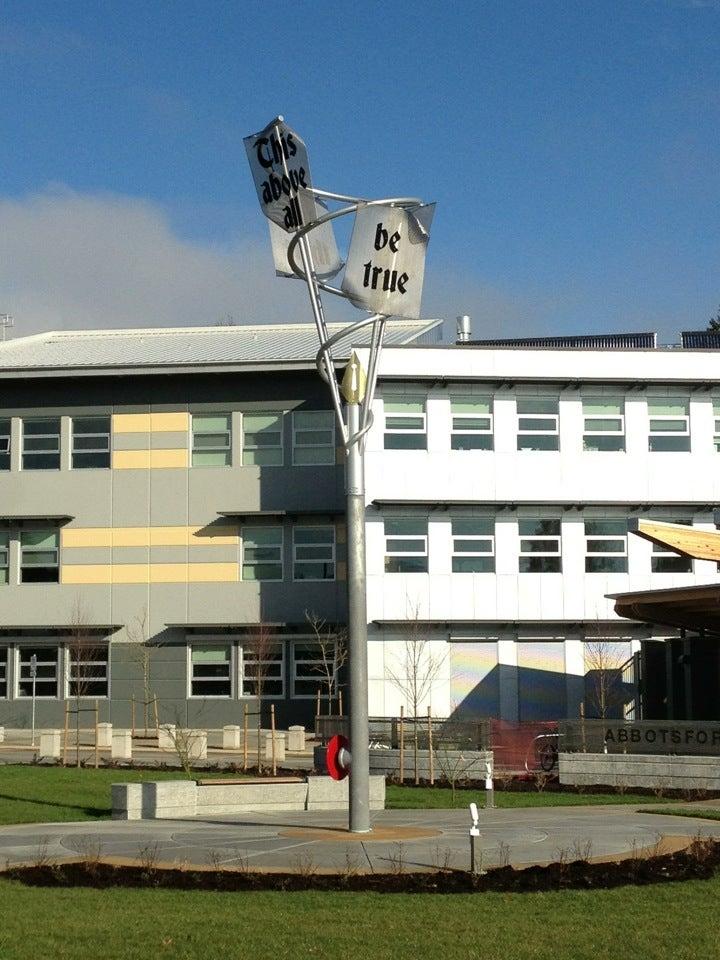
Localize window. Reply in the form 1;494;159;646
67;645;109;698
242;526;283;581
585;520;628;573
651;521;693;573
0;531;7;584
241;641;284;697
190;644;231;697
20;529;59;583
384;519;428;572
383;398;426;450
713;401;720;452
583;399;625;452
293;527;335;580
451;398;493;450
519;519;562;572
292;640;337;698
648;400;690;452
17;646;59;698
191;413;231;467
242;413;283;465
292;411;335;465
71;416;111;469
22;417;60;470
0;648;6;698
452;519;495;572
0;418;9;470
517;398;559;451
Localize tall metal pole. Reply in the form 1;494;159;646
343;393;371;833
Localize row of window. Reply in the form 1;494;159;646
383;518;693;574
384;397;710;452
0;640;338;701
0;526;336;585
0;411;336;471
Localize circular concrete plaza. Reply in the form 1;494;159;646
0;806;718;873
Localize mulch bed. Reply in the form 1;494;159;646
5;838;720;894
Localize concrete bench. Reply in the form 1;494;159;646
112;775;386;820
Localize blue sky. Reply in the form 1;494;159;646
1;0;720;341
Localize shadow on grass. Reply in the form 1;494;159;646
0;793;108;818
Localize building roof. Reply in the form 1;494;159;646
0;320;443;377
609;583;720;636
465;332;657;350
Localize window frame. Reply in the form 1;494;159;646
0;418;10;470
451;518;495;572
293;526;336;581
582;399;625;452
188;642;233;699
0;530;8;585
241;526;284;582
518;519;562;573
291;638;339;699
191;412;232;468
713;400;720;452
20;528;60;584
240;640;285;699
66;644;110;699
21;417;61;471
0;647;7;698
242;412;284;466
384;518;429;573
383;397;427;450
16;646;61;699
584;520;628;573
450;398;494;451
648;400;690;452
516;398;560;451
292;410;336;466
71;416;111;470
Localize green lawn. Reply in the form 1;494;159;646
0;766;671;826
0;876;717;960
386;783;667;809
639;806;720;822
0;766;232;825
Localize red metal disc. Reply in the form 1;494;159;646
326;734;350;781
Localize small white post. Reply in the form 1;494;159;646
469;802;480;874
30;654;37;748
484;758;495;809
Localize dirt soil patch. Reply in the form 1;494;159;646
5;837;720;894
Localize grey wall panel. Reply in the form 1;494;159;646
150;432;188;451
5;584;112;626
187;583;260;624
109;584;152;637
188;545;238;564
150;470;188;526
110;471;150;526
112;548;149;565
148;546;189;565
63;547;113;565
188;468;260;520
113;433;150;451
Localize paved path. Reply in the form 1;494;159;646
0;806;718;873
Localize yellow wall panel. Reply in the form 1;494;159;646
113;449;188;470
62;561;239;584
112;413;151;433
61;526;239;548
150;412;189;432
112;412;189;434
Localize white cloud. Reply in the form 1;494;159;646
0;187;349;334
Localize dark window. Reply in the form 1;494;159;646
584;520;628;573
18;647;59;697
384;519;428;572
68;646;109;697
519;519;562;572
190;644;231;697
20;529;59;583
0;419;10;470
517;398;559;451
72;417;111;469
22;418;60;470
452;519;495;572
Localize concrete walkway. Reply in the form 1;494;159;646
1;805;718;874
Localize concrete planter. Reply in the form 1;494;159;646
559;752;720;791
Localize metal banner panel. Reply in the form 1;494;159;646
268;198;343;280
341;202;435;319
244;118;316;232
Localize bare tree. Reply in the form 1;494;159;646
125;608;158;736
242;623;281;773
387;611;446;784
584;637;632;720
66;598;106;767
305;611;348;716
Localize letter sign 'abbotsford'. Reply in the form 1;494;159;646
341;202;435;320
244;118;316;233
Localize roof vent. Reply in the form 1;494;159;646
456;315;472;343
